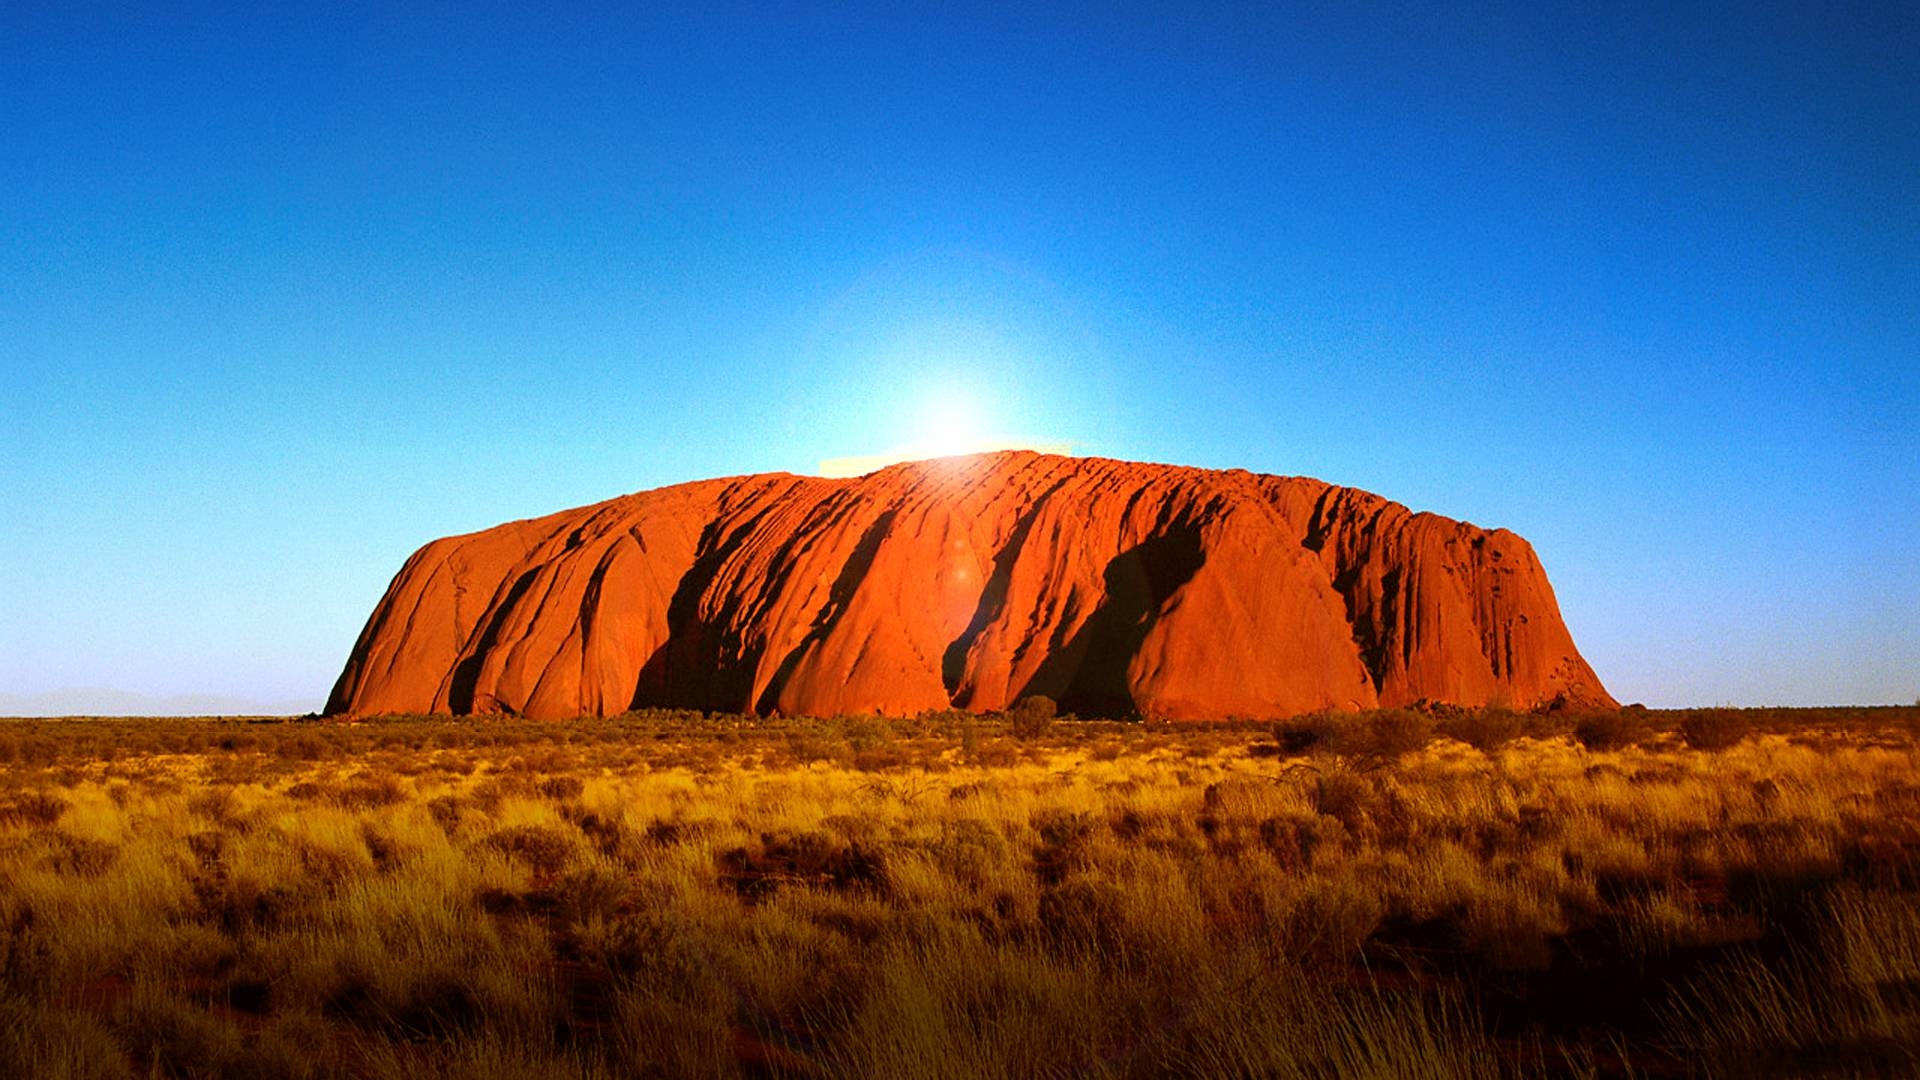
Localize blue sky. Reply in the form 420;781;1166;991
3;2;1915;711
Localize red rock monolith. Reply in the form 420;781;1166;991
326;452;1613;720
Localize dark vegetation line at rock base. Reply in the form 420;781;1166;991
3;704;1918;786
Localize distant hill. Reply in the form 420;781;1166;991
0;689;315;718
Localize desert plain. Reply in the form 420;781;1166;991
3;703;1917;1078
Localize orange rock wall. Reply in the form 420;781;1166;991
326;453;1613;720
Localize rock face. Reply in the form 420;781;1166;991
327;452;1613;720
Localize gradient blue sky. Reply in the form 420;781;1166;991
4;2;1915;712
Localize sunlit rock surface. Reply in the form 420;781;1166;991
327;452;1613;720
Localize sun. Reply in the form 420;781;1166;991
919;397;983;459
815;383;1073;477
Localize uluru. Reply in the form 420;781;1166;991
326;452;1613;721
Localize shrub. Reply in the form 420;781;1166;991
1574;711;1646;751
1272;712;1340;755
19;736;60;766
0;997;128;1080
1038;877;1127;953
785;731;842;765
1440;708;1525;753
42;833;118;877
1335;709;1435;766
329;775;408;809
1008;696;1056;739
536;775;585;801
717;830;886;900
276;734;328;762
838;714;894;753
1313;771;1373;829
1681;709;1752;751
851;745;911;772
1267;710;1434;764
481;824;576;877
0;790;70;827
1032;808;1098;884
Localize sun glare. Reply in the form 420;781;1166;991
919;398;981;459
816;381;1073;477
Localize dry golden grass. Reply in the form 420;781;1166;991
0;706;1915;1078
